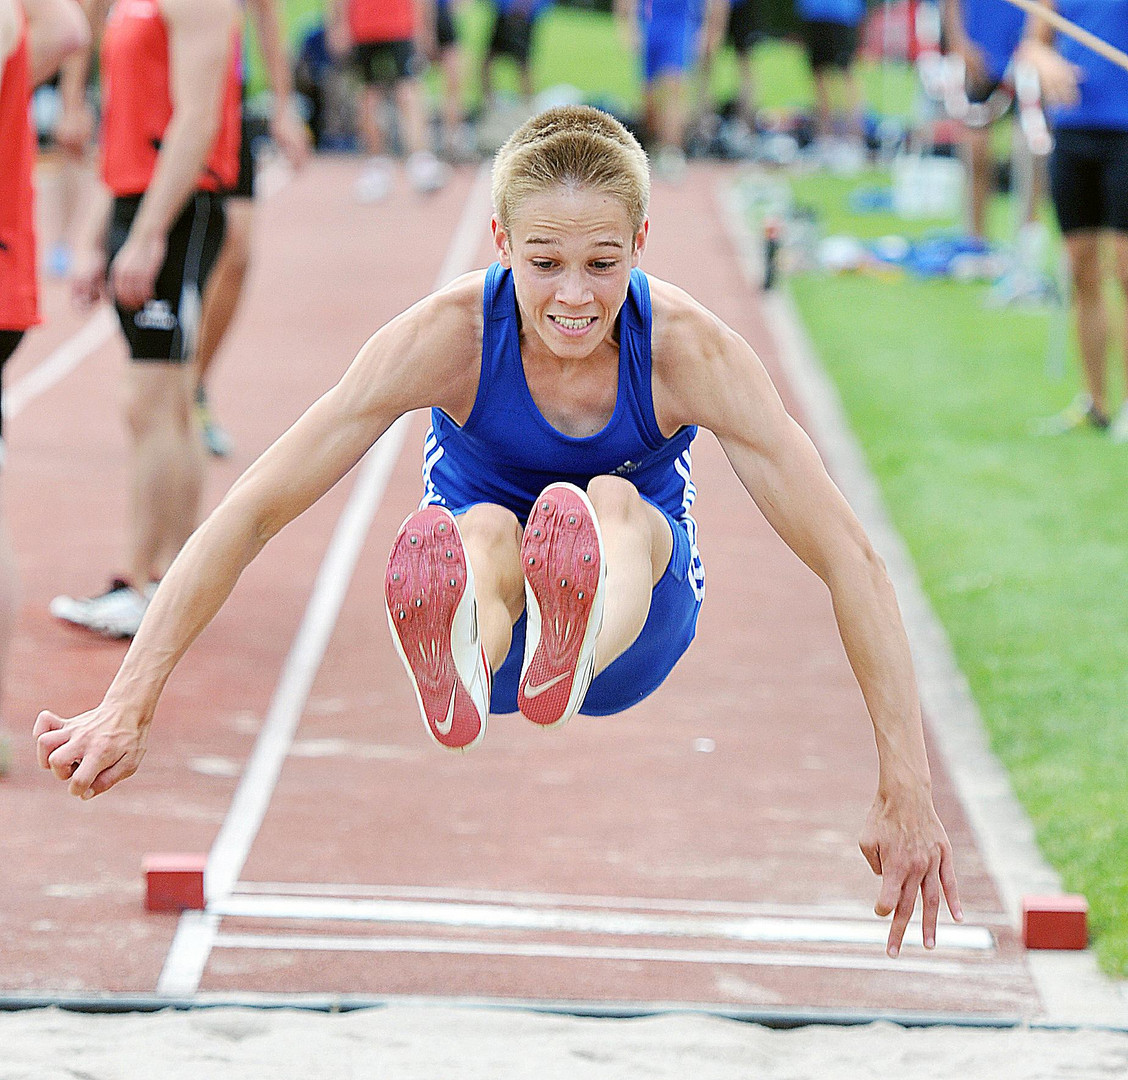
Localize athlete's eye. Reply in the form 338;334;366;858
591;260;617;271
531;259;555;270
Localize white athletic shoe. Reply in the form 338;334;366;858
517;483;605;729
1110;402;1128;445
406;150;450;194
385;505;491;751
355;156;394;203
49;578;155;639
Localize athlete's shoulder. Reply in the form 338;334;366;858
647;272;727;362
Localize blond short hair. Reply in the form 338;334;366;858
492;105;650;235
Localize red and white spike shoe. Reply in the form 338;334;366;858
385;505;491;751
517;483;605;727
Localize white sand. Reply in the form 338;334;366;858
2;1006;1128;1080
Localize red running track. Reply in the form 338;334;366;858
0;156;1042;1019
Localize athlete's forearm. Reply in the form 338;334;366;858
822;545;933;796
100;496;271;726
127;101;222;245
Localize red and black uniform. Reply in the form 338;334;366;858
100;0;240;360
0;3;38;388
348;0;419;84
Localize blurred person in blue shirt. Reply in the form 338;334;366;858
616;0;726;180
1021;0;1128;439
480;0;553;109
941;0;1030;240
795;0;866;166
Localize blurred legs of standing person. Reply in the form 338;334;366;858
1020;0;1128;439
329;0;448;202
619;0;721;182
480;0;547;117
797;0;865;170
0;0;89;770
50;0;242;638
430;0;472;161
193;0;311;459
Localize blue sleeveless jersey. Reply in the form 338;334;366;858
421;263;702;549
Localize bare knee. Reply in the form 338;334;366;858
587;475;673;585
459;502;521;553
586;474;648;530
123;367;191;441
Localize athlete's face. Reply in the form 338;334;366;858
492;185;648;362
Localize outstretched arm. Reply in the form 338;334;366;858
35;276;485;800
653;283;962;957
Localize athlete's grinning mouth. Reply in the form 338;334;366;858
551;315;596;330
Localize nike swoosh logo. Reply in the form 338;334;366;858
523;671;570;698
435;686;457;735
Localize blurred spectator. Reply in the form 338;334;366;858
327;0;449;201
795;0;866;169
192;0;313;459
479;0;553;112
1020;0;1128;439
941;0;1034;241
617;0;725;180
0;0;89;773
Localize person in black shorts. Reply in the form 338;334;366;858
1;0;89;776
796;0;866;166
328;0;449;201
1020;0;1128;440
50;0;242;640
426;0;472;161
480;0;552;110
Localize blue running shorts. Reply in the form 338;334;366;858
454;500;704;716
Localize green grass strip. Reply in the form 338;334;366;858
782;171;1128;975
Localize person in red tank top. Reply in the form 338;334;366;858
327;0;449;201
49;0;244;640
0;0;89;776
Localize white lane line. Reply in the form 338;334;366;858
156;164;492;998
230;880;1012;928
211;932;1010;978
2;306;116;421
212;893;995;952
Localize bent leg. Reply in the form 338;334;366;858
585;474;672;674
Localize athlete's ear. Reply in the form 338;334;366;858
631;218;649;266
491;216;512;268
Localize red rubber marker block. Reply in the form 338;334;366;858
1022;895;1089;950
144;853;207;912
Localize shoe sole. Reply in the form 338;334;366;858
517;483;605;728
384;506;487;752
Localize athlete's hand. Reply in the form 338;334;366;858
859;785;962;957
54;99;94;158
110;231;166;311
71;244;107;307
1018;38;1082;108
34;706;150;800
270;102;313;171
